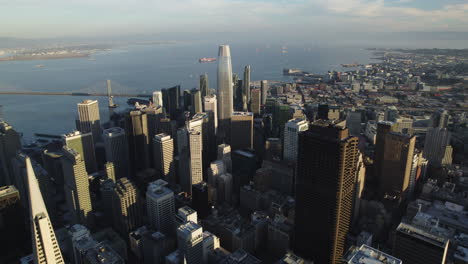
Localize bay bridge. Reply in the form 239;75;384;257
0;80;153;108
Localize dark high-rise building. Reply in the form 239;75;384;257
317;104;330;120
378;132;416;200
253;118;265;159
393;222;450;264
42;150;64;187
200;73;209;98
0;186;30;262
192;182;210;219
162;85;181;119
260;80;268;105
103;127;130;179
191;89;203;115
294;122;359;264
125;111;150;174
243;65;251;105
0;121;22;186
233;73;240;107
232;149;259;194
431;109;449;128
183;90;192;112
230;112;254;151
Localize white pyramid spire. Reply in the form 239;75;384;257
26;157;64;264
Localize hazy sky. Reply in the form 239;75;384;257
1;0;468;39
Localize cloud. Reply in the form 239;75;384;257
318;0;468;31
0;0;467;38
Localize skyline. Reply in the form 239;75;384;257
1;0;468;48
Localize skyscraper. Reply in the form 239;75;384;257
200;74;209;98
103;127;129;179
153;133;175;184
393;222;450;264
190;89;203;115
283;118;309;162
378;132;416;200
260;80;268;105
125;111;150;174
294;122;359;263
192;112;216;173
346;111;362;136
146;180;175;235
63;131;97;174
26;157;65;264
250;89;261;115
217;144;232;173
61;146;93;226
162;85;181;119
177;127;191;189
152;91;163;108
217;45;233;142
431;109;449;128
423;127;452;168
188;129;203;194
230;112;254;151
204;95;218;135
77;100;102;142
0;121;22;186
243;65;251;105
374;121;397;182
177;221;204;264
112;177;142;237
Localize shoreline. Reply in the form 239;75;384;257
0;53;90;62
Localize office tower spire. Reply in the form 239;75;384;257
77;100;102;142
294;122;359;264
217;45;233;142
26;157;64;264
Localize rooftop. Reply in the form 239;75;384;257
85;242;123;264
396;222;449;248
78;99;98;105
232;111;254;116
103;127;125;137
177;221;202;236
0;185;19;198
346;244;402;264
147;179;173;198
454;246;468;263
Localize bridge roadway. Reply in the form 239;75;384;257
0;91;149;97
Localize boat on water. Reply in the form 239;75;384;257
199;57;216;63
34;64;45;67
